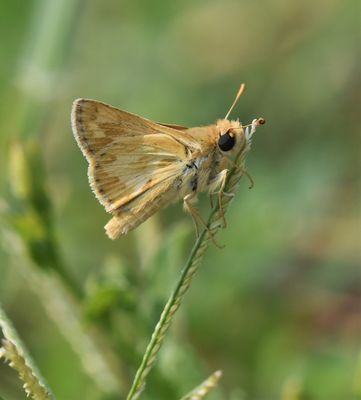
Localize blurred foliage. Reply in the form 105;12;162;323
0;0;360;399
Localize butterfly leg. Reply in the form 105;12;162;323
217;169;230;228
209;169;234;228
224;155;254;189
183;193;223;248
183;193;201;237
242;169;254;189
209;193;215;209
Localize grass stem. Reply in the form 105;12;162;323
126;126;257;399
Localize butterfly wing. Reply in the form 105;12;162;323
71;99;200;238
157;122;189;130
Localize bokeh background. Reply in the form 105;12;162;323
0;0;360;399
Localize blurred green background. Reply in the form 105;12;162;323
0;0;360;399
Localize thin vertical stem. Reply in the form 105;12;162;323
126;131;255;399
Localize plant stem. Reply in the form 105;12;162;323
180;370;223;400
0;304;54;399
126;128;256;399
126;229;210;399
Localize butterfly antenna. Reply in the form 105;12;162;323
224;83;246;120
242;117;266;129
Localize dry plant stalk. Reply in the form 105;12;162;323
0;340;51;400
180;370;223;400
0;305;53;399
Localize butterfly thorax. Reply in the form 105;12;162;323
177;124;232;198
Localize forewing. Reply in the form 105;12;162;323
71;99;199;214
157;122;189;130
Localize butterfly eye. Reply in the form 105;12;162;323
218;131;235;151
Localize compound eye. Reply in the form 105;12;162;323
218;131;235;151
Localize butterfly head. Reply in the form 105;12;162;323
215;117;265;155
216;83;265;154
216;119;244;154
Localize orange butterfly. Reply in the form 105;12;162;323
71;84;265;240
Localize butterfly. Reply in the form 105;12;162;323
71;84;265;240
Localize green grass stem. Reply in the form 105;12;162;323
126;130;257;399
